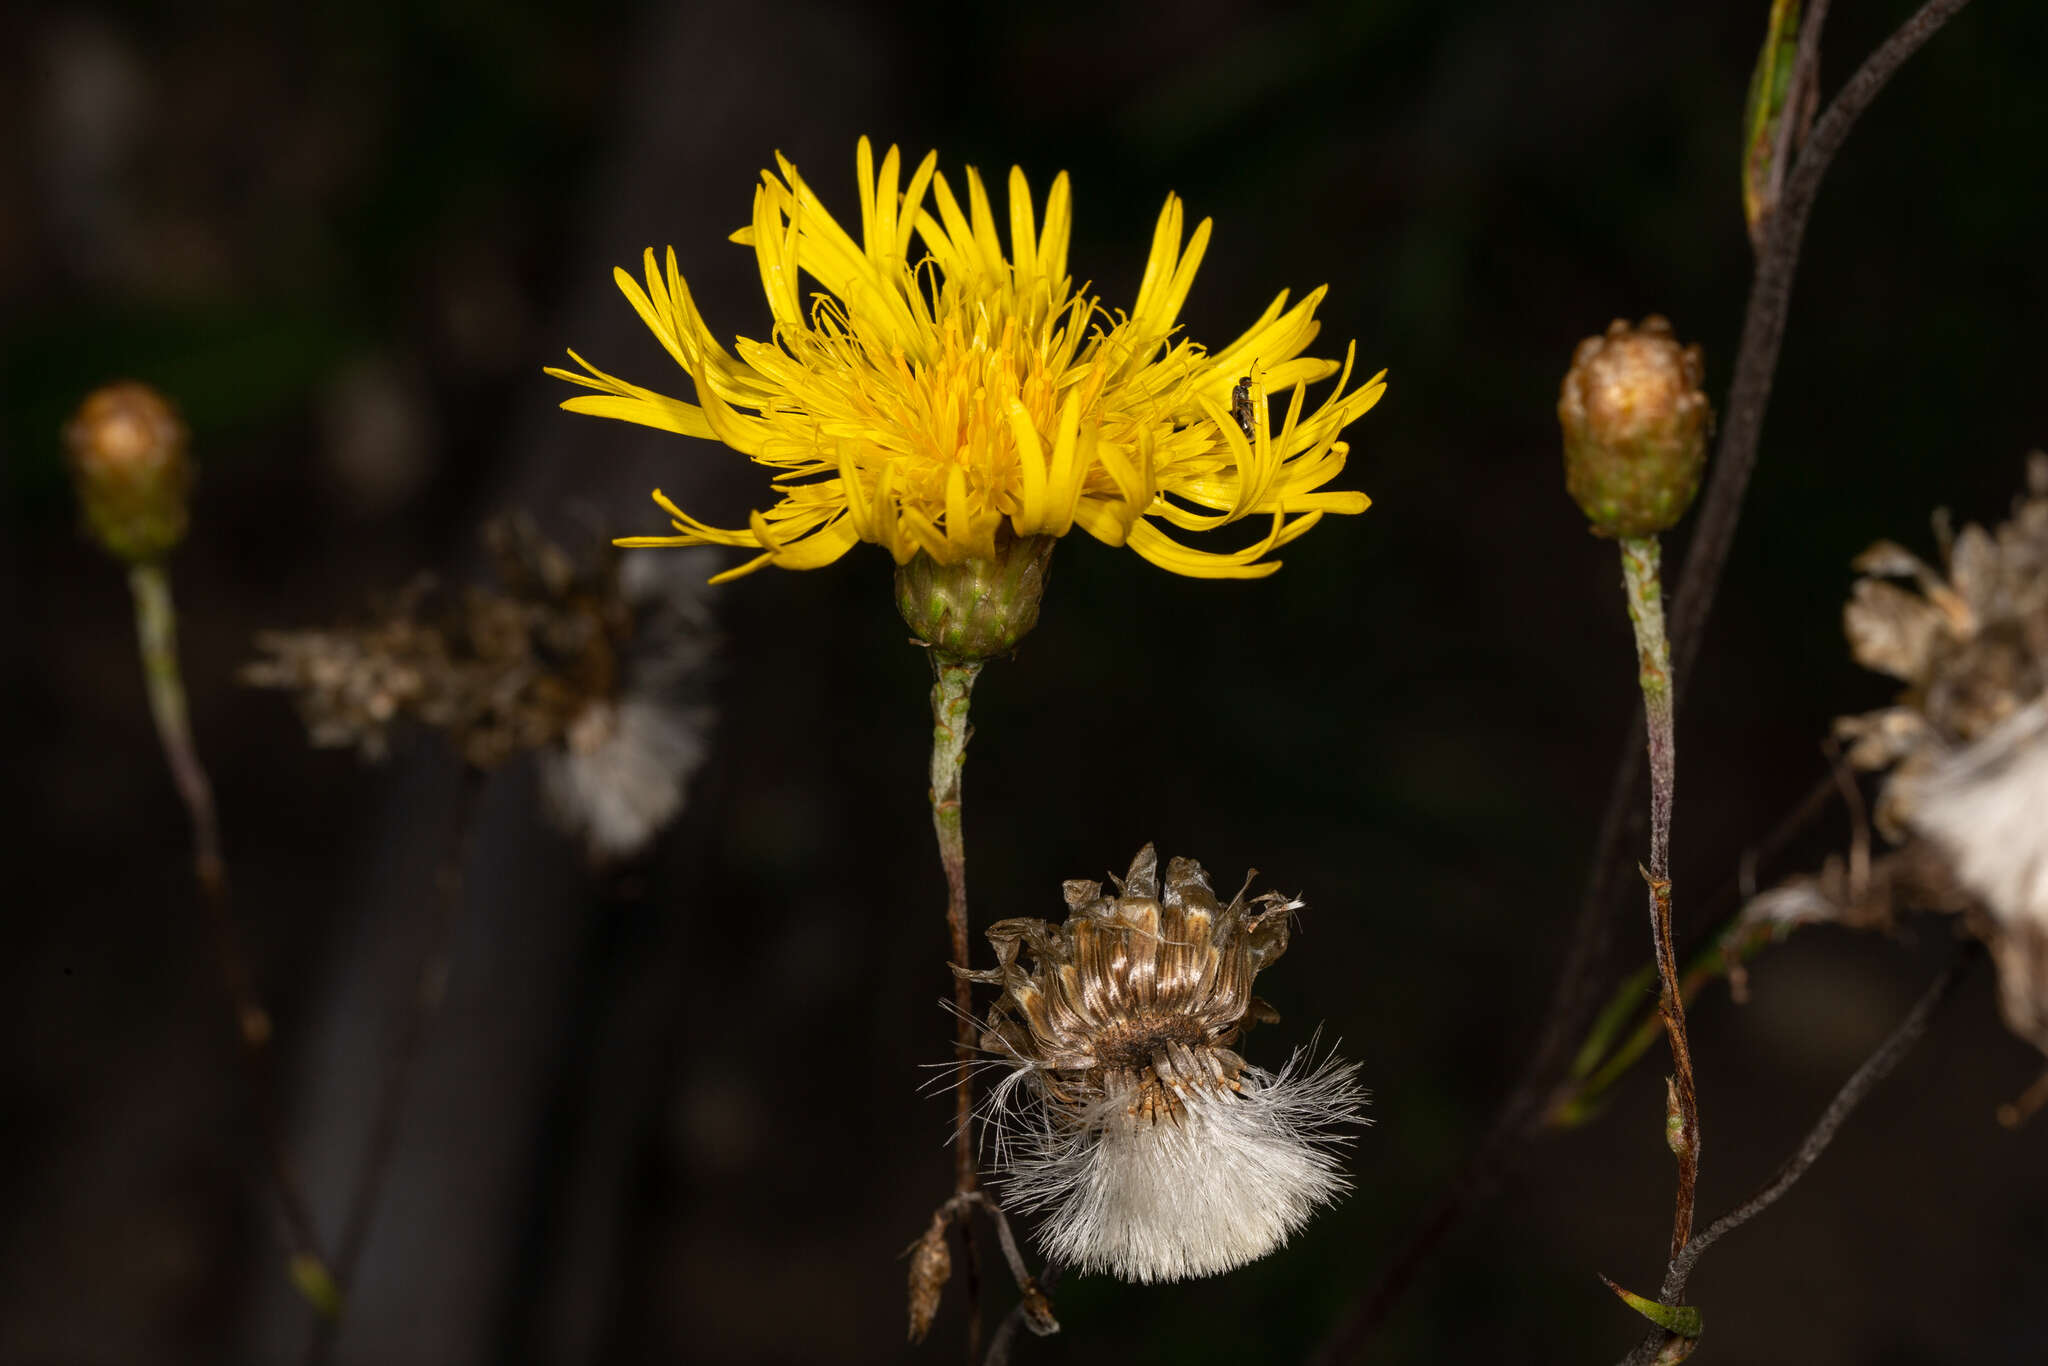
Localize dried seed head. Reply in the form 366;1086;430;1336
961;844;1366;1283
64;381;194;563
1558;317;1710;538
893;533;1054;660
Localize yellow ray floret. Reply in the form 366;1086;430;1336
548;137;1386;583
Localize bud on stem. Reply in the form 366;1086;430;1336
1559;318;1710;539
65;382;194;563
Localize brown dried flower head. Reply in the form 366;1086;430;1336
962;844;1364;1283
1558;316;1711;538
64;381;194;563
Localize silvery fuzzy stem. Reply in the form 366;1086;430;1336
928;652;985;1361
1620;535;1699;1256
129;562;335;1309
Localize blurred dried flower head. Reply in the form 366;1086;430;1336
1771;457;2048;1055
1834;455;2048;835
64;381;194;562
961;844;1365;1283
1558;316;1710;538
244;518;714;861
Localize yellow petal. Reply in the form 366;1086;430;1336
1007;165;1038;288
1005;397;1049;534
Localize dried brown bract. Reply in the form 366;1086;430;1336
960;844;1364;1283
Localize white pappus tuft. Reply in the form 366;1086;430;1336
1000;1043;1366;1283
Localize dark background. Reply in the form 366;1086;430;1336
5;1;2046;1363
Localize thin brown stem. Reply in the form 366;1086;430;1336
128;562;333;1296
944;1192;1057;1345
304;763;488;1366
1616;945;1975;1366
929;653;986;1363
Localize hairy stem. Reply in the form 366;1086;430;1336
1622;537;1698;1255
930;653;986;1363
129;562;332;1298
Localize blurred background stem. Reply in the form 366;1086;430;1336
128;559;335;1310
306;762;487;1365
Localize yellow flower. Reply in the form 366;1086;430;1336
549;138;1385;583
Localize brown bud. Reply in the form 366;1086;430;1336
1558;317;1710;538
905;1211;953;1344
65;381;194;563
894;532;1054;660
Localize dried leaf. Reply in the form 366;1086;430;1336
905;1211;953;1344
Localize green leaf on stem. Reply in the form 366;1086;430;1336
1742;0;1805;243
1571;963;1658;1080
1599;1273;1701;1338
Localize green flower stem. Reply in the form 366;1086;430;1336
1620;535;1700;1256
128;562;334;1303
927;650;985;1362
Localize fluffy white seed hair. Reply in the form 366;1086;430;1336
539;547;717;862
1910;700;2048;927
995;1046;1368;1283
541;697;708;861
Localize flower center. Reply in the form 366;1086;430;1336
787;267;1117;528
